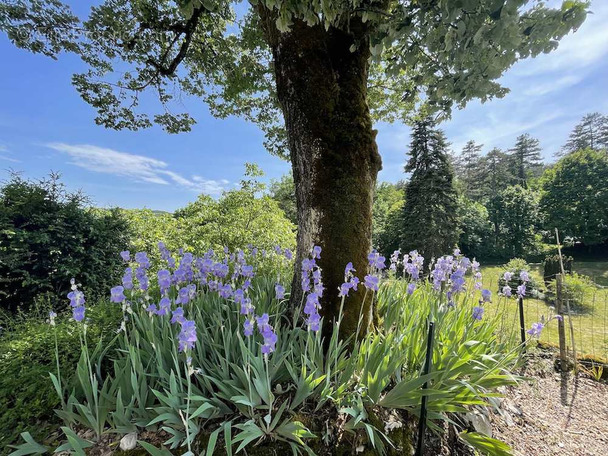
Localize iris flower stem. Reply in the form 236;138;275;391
53;325;64;407
355;288;370;342
265;354;273;429
184;357;193;454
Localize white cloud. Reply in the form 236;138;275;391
47;143;228;195
512;2;608;78
0;145;21;163
448;111;564;153
522;75;583;97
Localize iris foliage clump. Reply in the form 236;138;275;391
11;245;522;455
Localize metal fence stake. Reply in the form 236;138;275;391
518;296;526;349
415;321;435;456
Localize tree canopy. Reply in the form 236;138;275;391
561;112;608;155
541;149;608;245
0;0;589;156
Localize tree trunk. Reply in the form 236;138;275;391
258;11;382;340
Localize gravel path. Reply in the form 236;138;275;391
490;356;608;456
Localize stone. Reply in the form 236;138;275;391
119;432;138;451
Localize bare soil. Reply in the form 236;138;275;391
490;354;608;456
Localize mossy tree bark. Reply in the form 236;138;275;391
259;10;382;340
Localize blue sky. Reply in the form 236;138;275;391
1;1;607;212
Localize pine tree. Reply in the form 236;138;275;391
561;112;608;155
456;140;484;201
480;148;513;198
479;148;513;248
401;118;459;260
509;134;543;187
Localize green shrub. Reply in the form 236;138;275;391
543;254;574;285
0;301;122;452
457;197;494;260
116;165;296;272
0;173;130;312
549;272;597;310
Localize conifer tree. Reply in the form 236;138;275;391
509;134;543;187
479;147;513;247
456;140;484;201
480;148;514;198
561;112;608;155
401;118;459;260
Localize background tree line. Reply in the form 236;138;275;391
0;165;295;312
271;111;608;262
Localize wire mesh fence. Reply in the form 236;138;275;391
483;266;608;362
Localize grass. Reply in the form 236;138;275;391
481;262;608;360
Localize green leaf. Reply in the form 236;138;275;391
205;427;221;456
190;402;217;420
459;431;513;456
7;432;49;456
137;441;174;456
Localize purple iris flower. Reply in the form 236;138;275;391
244;318;255;337
171;307;185;325
502;285;512;297
146;303;158;313
338;282;352;297
218;283;233;299
363;274;379;291
527;322;544;338
472;306;484;320
233;288;245;304
368;249;386;270
312;245;322;259
338;276;359;297
241;265;254;278
256;313;278;354
344;262;355;277
157;297;171;316
275;284;285;300
122;267;133;290
120;251;130;262
307;310;321;332
240;298;254;315
72;306;85;322
176;287;191;304
135;252;150;269
304;293;319;315
67;289;85;307
390;249;400;262
407;283;416;295
302;258;316;273
517;284;526;298
481;289;492;302
135;267;149;291
158;269;172;291
110;286;126;303
177;319;197;352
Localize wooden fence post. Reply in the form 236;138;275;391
555;229;577;371
556;273;568;371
